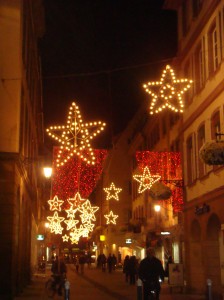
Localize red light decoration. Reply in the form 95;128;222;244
135;151;183;212
52;147;108;202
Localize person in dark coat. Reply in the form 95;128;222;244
51;256;67;296
107;253;113;273
128;255;138;285
165;255;173;283
123;255;130;282
138;248;165;300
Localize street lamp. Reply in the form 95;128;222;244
154;205;161;212
43;167;52;178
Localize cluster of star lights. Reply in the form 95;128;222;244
103;182;122;224
46;102;106;166
46;193;99;244
133;166;161;193
143;65;193;114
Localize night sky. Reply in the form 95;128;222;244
40;0;177;148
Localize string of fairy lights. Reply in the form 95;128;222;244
44;65;192;245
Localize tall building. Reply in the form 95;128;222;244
0;1;45;298
164;0;224;297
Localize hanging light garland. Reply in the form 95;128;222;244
135;151;183;212
46;101;106;166
143;65;193;114
52;147;108;200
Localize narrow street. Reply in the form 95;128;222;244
14;263;205;300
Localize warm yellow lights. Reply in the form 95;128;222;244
154;205;161;212
133;166;161;193
43;167;52;178
46;102;106;166
48;195;64;211
143;65;193;114
78;200;99;223
47;211;65;234
62;234;70;242
103;182;122;201
104;210;118;225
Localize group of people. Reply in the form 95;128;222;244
123;248;172;300
97;253;117;272
50;248;171;300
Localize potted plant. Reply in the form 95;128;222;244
199;140;224;165
150;181;172;200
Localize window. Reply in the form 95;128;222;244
211;110;220;140
186;134;196;184
208;21;220;75
192;0;203;18
197;124;206;177
194;39;206;93
184;59;193;105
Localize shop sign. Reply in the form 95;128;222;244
36;234;44;241
125;239;132;244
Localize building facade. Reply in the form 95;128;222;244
0;1;45;298
164;0;224;298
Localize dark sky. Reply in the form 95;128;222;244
40;0;177;148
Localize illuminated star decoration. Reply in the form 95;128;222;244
64;218;79;230
104;210;118;225
48;195;64;211
78;200;99;223
46;102;106;166
104;182;122;201
62;234;70;242
67;192;86;209
143;65;193;114
47;211;65;234
133;166;161;193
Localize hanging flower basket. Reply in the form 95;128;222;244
199;140;224;165
150;181;172;200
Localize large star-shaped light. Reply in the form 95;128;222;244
143;65;193;114
133;166;161;193
104;210;118;225
68;192;86;209
78;200;99;223
64;217;79;230
47;211;65;234
104;182;122;201
48;195;64;211
46;102;106;166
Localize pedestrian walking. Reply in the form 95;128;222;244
128;255;138;285
74;255;79;273
112;254;117;270
138;247;165;300
123;255;130;282
107;253;113;273
79;254;86;275
165;255;173;284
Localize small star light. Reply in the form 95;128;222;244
104;210;118;225
143;65;193;114
62;234;70;242
133;166;161;193
104;182;122;201
47;211;65;234
46;102;106;166
48;195;64;211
